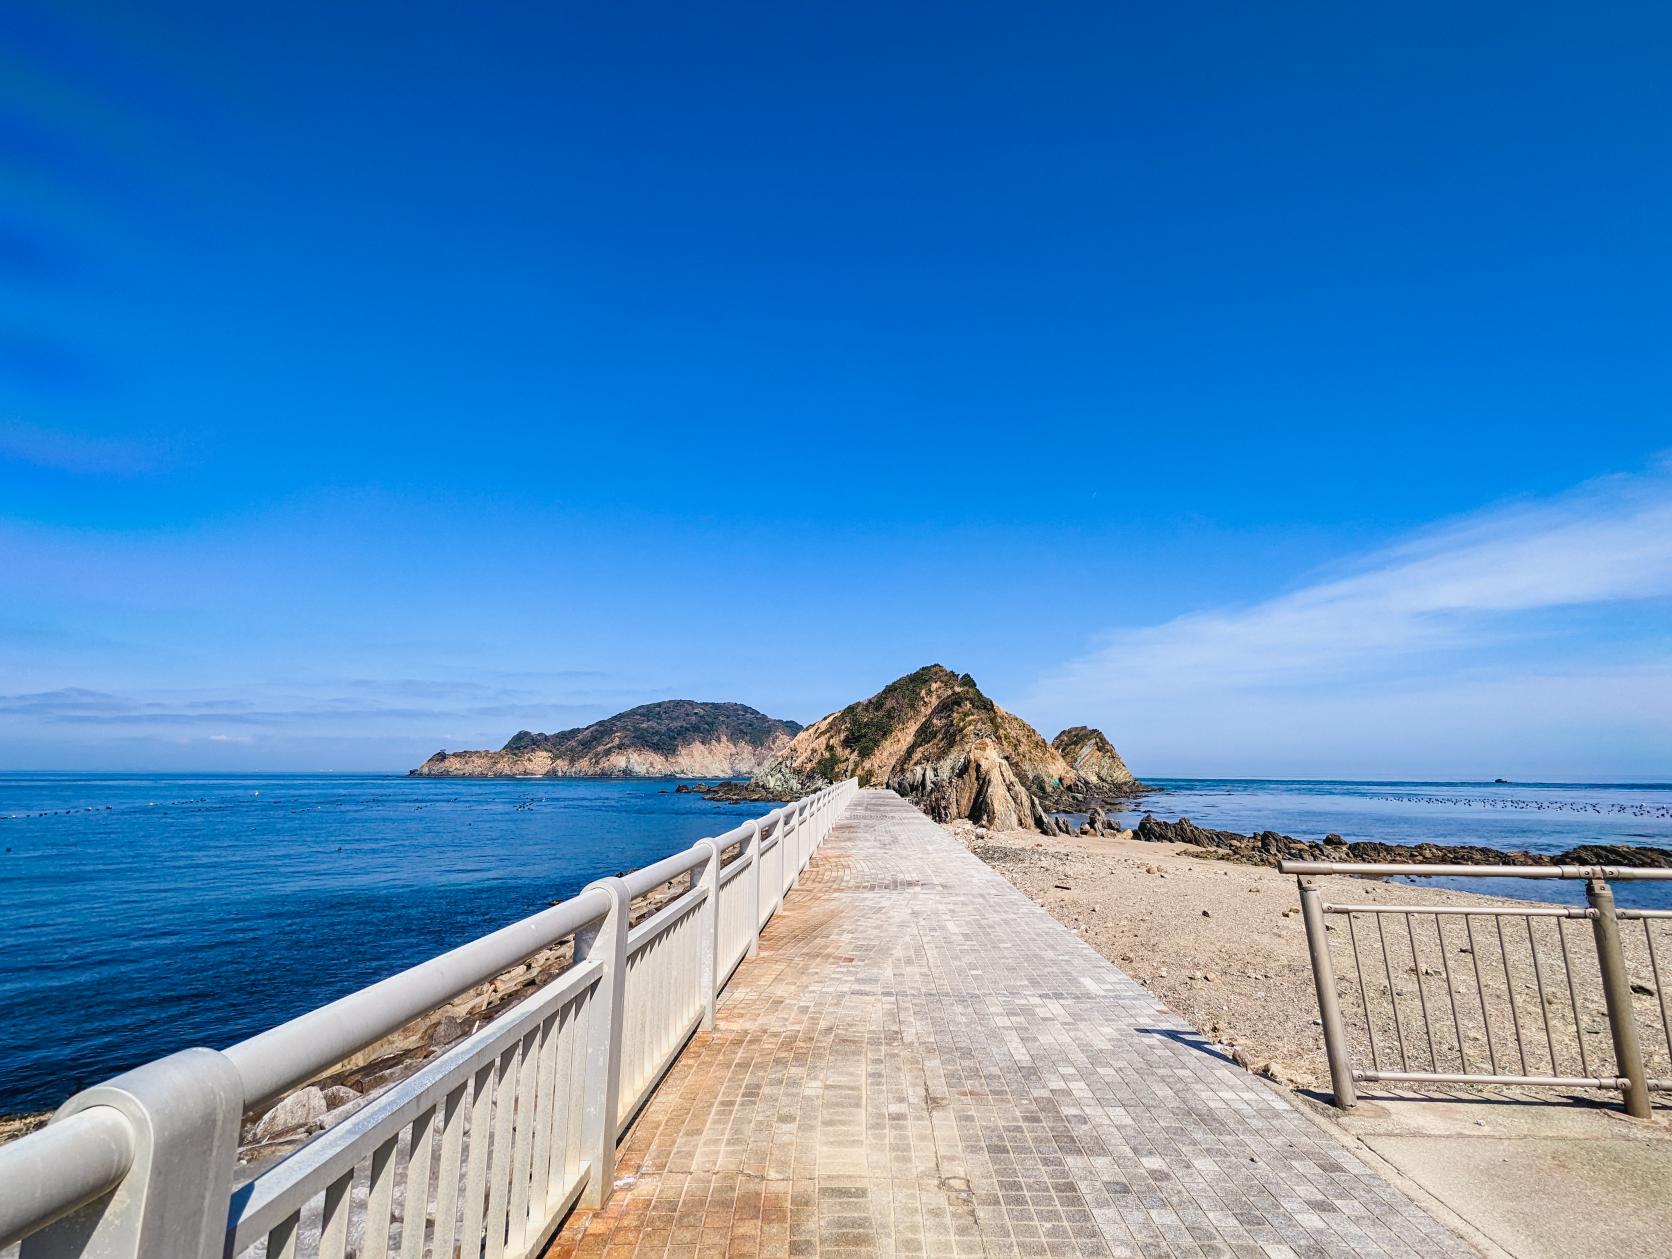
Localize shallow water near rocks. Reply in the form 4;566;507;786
1109;777;1672;912
0;773;774;1114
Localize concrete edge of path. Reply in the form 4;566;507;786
1271;1084;1513;1259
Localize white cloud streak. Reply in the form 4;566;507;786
1023;461;1672;779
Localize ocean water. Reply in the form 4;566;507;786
0;773;775;1114
5;773;1671;1114
1107;777;1672;913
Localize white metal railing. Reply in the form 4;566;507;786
0;779;858;1259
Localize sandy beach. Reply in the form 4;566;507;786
946;818;1672;1099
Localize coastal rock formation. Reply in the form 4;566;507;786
740;665;1141;831
1132;814;1672;869
411;701;801;778
1052;726;1136;793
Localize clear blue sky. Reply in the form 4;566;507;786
3;2;1670;778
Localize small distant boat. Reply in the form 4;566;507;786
1493;777;1511;784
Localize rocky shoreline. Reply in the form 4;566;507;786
1130;813;1672;869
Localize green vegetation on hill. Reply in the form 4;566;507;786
508;700;801;760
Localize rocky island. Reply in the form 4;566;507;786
411;700;801;778
715;664;1143;831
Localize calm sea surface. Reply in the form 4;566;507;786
4;772;1670;1113
0;773;775;1113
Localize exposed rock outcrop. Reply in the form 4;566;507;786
741;665;1140;831
1132;814;1672;869
411;701;800;778
1052;726;1136;793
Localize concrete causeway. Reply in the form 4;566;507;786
546;789;1471;1258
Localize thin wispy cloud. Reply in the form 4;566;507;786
1023;461;1672;779
0;677;628;772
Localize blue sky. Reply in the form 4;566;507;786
2;2;1669;778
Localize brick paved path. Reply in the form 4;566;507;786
546;790;1470;1258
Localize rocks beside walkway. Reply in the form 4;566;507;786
1132;813;1672;868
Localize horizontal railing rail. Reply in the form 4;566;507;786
1280;859;1672;1118
0;779;859;1259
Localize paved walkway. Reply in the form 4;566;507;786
547;790;1470;1259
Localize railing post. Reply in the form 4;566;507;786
787;804;802;890
21;1049;242;1259
1296;877;1357;1109
745;820;762;958
770;816;786;918
575;876;629;1206
695;839;721;1030
1586;878;1652;1119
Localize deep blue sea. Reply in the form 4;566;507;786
4;772;1671;1114
0;774;776;1114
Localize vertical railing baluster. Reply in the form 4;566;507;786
266;1212;301;1259
529;1008;562;1225
506;1025;541;1254
563;995;588;1185
1493;916;1528;1074
1374;914;1408;1070
483;1042;520;1259
1345;913;1380;1072
1643;919;1672;1071
1405;913;1438;1069
460;1061;495;1249
1556;916;1591;1079
1526;918;1560;1075
399;1105;436;1259
1464;915;1498;1075
318;1170;353;1259
1434;916;1467;1074
431;1082;467;1259
363;1133;399;1259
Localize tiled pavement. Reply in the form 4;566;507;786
545;790;1471;1259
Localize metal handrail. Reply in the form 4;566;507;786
621;846;710;898
1283;859;1671;1119
224;885;615;1107
0;1107;134;1249
0;778;860;1258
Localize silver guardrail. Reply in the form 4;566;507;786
0;779;859;1258
1281;860;1672;1117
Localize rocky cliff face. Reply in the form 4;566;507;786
1052;726;1136;793
412;701;801;778
748;665;1140;831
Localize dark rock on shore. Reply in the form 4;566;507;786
1132;814;1672;869
700;779;794;804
